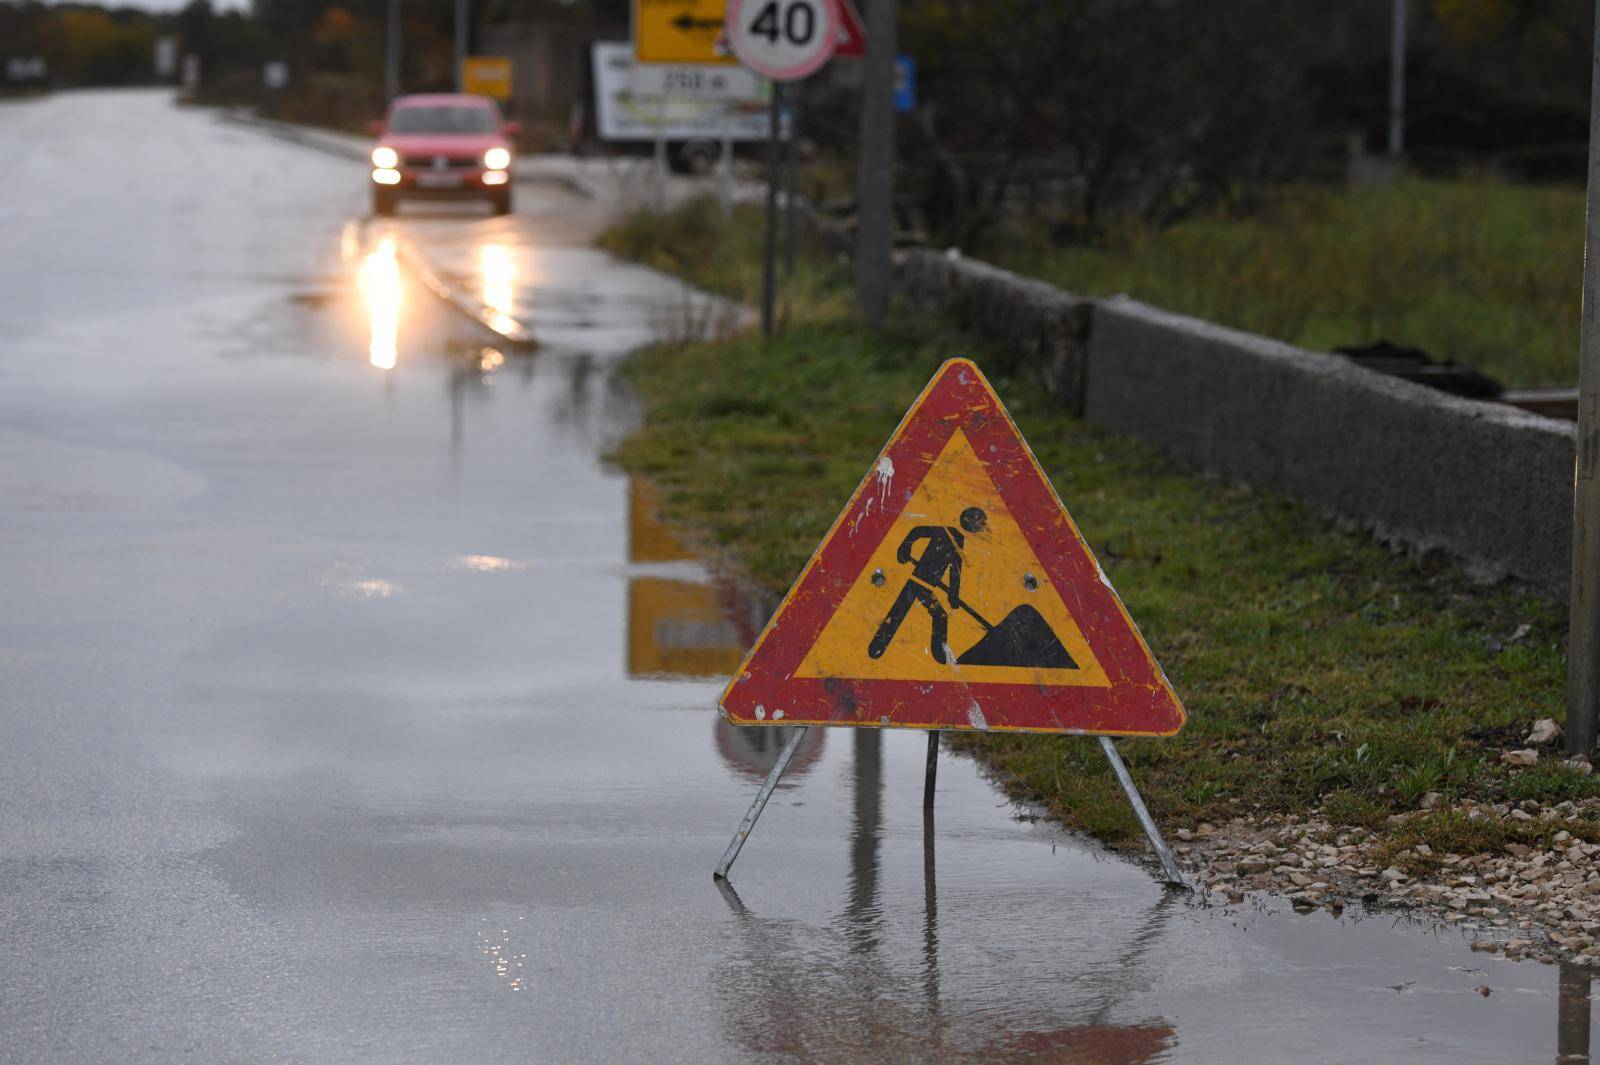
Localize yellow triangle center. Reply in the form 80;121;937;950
795;431;1109;687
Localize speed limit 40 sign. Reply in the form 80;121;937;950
725;0;839;81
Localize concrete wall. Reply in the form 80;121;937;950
897;248;1577;593
897;250;1094;415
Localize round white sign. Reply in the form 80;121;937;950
725;0;839;82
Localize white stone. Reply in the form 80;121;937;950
1526;718;1563;746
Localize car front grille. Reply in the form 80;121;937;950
401;154;478;169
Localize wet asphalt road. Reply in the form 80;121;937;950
1;89;1597;1064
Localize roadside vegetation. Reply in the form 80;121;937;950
995;179;1583;388
604;195;1599;864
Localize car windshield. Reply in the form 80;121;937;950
388;106;496;134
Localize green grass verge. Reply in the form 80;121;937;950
994;179;1583;388
605;196;1595;856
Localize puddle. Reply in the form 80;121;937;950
11;95;1590;1058
210;199;1600;1065
618;473;1598;1062
593;336;1595;1064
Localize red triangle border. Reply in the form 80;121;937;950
719;359;1186;737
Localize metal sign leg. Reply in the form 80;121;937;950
714;725;810;880
1098;736;1189;889
923;730;939;809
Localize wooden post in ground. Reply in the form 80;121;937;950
1566;0;1600;758
854;0;897;325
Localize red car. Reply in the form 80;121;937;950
368;94;518;217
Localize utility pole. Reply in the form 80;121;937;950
1388;0;1406;157
385;0;400;102
454;0;467;93
1566;0;1600;758
854;0;897;324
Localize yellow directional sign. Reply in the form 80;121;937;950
462;56;512;100
633;0;735;65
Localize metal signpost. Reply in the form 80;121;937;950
386;0;401;101
725;0;839;339
713;359;1190;886
1567;1;1600;758
1388;0;1407;158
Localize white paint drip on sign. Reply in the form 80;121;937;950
772;709;784;720
967;701;988;729
754;704;767;720
873;456;894;507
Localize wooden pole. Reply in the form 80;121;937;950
853;0;897;324
1565;0;1600;758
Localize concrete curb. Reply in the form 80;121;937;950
380;225;537;348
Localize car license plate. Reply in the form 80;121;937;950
417;172;461;189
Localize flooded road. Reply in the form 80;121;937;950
0;89;1595;1063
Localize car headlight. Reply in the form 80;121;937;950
483;147;511;171
371;145;399;169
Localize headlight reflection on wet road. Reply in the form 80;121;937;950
359;235;401;370
480;243;518;336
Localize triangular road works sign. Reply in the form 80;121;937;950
720;359;1186;737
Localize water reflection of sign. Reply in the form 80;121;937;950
629;577;747;678
627;480;752;677
593;42;770;142
714;719;822;781
721;358;1187;736
629;478;694;563
987;1024;1175;1062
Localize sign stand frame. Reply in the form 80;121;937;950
713;726;1190;889
1097;736;1187;886
714;724;811;879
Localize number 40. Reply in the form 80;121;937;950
749;0;816;46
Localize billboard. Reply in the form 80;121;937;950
592;42;769;142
